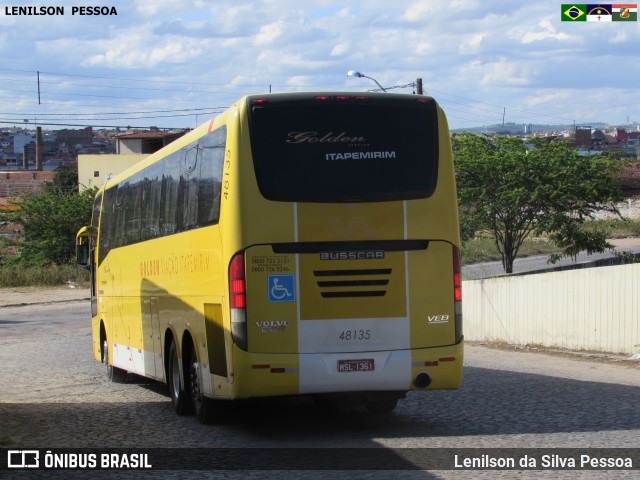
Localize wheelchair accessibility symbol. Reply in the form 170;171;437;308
267;274;296;303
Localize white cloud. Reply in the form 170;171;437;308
83;30;204;69
609;31;628;44
253;20;286;46
462;58;531;87
133;0;205;16
330;43;351;56
0;0;637;130
256;50;333;71
526;91;571;107
401;0;480;22
459;34;485;54
516;18;572;43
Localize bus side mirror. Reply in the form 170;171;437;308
76;226;91;269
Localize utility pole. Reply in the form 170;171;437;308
36;126;43;171
416;78;423;95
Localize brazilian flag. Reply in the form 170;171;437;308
562;4;587;20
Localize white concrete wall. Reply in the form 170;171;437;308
463;263;640;355
117;139;143;155
77;154;148;190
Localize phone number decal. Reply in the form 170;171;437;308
250;256;292;273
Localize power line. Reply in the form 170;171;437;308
0;111;219;122
0;67;633;129
0;107;222;116
0;120;187;129
0;67;271;88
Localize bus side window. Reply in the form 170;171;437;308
160;151;180;236
140;163;161;241
198;126;226;226
180;143;200;230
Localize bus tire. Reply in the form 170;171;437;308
103;339;126;383
168;340;191;415
189;346;217;424
364;398;398;414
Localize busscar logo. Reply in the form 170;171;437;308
320;251;385;261
7;450;39;468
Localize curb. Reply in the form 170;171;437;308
0;297;90;308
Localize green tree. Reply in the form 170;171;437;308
48;164;80;193
0;185;97;266
453;134;623;274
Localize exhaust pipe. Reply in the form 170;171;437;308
414;372;432;389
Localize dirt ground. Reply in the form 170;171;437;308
0;286;89;307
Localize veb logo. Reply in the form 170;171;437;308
7;450;40;468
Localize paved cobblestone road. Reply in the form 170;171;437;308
1;299;639;479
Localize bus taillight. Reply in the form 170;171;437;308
230;252;246;309
453;246;462;302
229;252;248;350
453;246;463;343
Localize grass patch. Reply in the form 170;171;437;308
461;218;640;265
0;263;89;288
584;218;640;238
1;221;638;285
461;237;558;265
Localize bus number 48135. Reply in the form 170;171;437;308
338;330;371;341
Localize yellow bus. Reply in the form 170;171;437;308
76;92;463;422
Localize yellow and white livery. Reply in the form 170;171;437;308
77;92;463;422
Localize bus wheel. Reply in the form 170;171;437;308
364;398;398;414
167;340;191;415
103;339;126;383
189;347;216;424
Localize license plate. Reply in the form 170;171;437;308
337;359;375;372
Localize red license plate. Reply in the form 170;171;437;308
337;359;375;372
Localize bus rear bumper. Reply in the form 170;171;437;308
410;339;464;390
228;340;463;398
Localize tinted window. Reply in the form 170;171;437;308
248;96;439;202
198;129;225;225
91;192;102;232
160;150;180;235
98;126;226;265
140;163;162;240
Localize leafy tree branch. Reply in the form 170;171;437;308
453;134;623;273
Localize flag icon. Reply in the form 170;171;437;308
562;4;587;20
586;4;613;21
612;4;638;20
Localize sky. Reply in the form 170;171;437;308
0;0;638;131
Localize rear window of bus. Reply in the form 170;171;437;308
248;96;439;203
